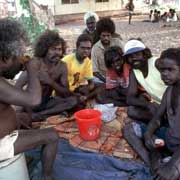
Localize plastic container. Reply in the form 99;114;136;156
74;109;102;141
0;153;29;180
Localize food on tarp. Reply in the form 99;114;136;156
154;139;165;147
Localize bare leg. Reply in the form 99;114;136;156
149;149;161;174
96;89;127;106
123;122;150;165
129;13;132;24
127;106;153;123
14;128;58;180
32;96;78;120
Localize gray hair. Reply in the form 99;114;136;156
84;11;99;24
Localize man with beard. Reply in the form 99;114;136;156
82;11;99;45
122;39;167;165
91;17;123;83
0;18;58;180
16;30;77;121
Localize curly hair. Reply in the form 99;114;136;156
156;48;180;69
104;46;123;68
34;30;66;58
0;18;27;60
76;34;93;48
96;17;115;37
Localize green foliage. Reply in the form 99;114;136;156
20;0;30;10
19;0;47;43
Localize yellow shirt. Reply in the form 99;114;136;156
62;53;93;91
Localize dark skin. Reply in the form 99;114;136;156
126;51;158;123
96;57;128;106
144;58;180;180
126;0;134;24
123;50;159;165
0;53;58;180
16;43;77;121
86;16;96;33
74;41;96;101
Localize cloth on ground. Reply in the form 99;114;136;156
0;130;18;161
28;138;152;180
43;107;136;159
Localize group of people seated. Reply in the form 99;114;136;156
149;8;178;23
1;11;180;180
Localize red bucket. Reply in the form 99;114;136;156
74;109;102;141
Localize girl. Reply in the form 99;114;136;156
96;46;130;106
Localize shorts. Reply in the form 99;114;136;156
132;122;167;140
0;131;18;161
129;11;133;15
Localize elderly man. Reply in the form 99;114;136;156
82;11;99;44
0;18;58;180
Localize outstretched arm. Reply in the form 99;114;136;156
0;59;41;107
144;88;168;150
127;70;155;112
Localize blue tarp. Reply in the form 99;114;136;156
27;138;152;180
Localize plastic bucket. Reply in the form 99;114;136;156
0;153;29;180
74;109;102;140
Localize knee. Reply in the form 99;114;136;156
122;122;135;139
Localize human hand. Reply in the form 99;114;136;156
16;112;32;129
79;96;87;103
154;162;179;180
88;82;95;91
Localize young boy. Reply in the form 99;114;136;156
96;46;130;106
144;48;180;180
0;18;58;180
16;30;77;121
125;0;135;24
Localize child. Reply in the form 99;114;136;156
125;0;135;25
144;48;180;179
96;46;130;106
149;10;153;21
